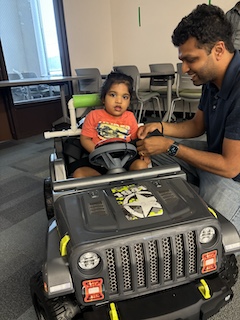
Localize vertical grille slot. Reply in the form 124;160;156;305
188;231;197;274
106;248;118;293
120;246;132;290
105;230;197;296
134;243;145;287
162;237;172;281
175;234;185;277
148;240;158;284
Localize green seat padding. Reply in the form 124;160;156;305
73;93;102;109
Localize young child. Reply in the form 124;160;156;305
73;71;150;178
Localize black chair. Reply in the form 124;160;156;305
8;73;27;102
113;65;162;123
166;63;202;122
75;68;102;93
149;63;176;113
21;72;50;98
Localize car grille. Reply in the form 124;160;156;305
105;231;197;296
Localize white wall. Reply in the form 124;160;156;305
63;0;237;76
63;0;113;75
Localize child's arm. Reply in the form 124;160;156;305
80;135;96;153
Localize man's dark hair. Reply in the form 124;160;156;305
172;4;235;54
100;71;134;100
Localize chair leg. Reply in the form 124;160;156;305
168;100;175;122
167;97;181;122
152;100;157;117
134;102;139;118
137;102;144;123
153;96;162;120
161;98;166;113
189;103;192;117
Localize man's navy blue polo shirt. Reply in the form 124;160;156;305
198;50;240;181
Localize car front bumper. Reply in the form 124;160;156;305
82;274;233;320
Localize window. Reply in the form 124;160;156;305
0;0;63;103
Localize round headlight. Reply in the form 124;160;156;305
199;227;215;244
78;252;100;270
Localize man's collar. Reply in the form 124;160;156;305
214;50;240;100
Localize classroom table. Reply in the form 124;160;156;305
0;75;85;126
139;72;175;121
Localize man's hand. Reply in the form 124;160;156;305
137;136;174;156
137;122;163;139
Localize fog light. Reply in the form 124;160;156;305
199;227;215;244
78;252;100;270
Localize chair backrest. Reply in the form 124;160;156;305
21;72;50;93
175;63;202;103
75;68;102;93
176;63;202;91
149;63;175;87
113;65;140;95
21;72;38;78
8;73;21;80
8;73;26;101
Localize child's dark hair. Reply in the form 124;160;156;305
100;71;133;100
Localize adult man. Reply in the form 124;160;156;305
137;4;240;231
226;2;240;51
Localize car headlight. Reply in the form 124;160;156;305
78;252;100;270
199;227;215;244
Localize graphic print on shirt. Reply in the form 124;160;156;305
111;184;164;220
97;121;131;141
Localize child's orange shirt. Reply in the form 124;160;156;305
81;109;138;145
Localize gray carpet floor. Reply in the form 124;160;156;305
0;133;239;320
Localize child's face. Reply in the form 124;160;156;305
104;83;131;117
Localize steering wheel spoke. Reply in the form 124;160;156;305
89;140;137;174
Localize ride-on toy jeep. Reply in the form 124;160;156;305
30;95;240;320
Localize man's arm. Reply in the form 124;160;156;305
171;138;240;178
163;110;205;138
137;135;240;178
138;109;205;139
137;109;240;178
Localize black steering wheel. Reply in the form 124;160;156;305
89;138;137;174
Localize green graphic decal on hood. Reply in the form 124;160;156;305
111;184;163;220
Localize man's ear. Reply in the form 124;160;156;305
213;41;225;60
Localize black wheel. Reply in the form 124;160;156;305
30;271;80;320
219;254;238;287
44;177;54;220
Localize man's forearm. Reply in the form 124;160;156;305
175;144;235;178
163;119;205;139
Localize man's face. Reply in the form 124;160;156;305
178;37;217;86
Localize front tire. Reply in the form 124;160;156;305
219;254;238;287
44;177;54;220
30;271;80;320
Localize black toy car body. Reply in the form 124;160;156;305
30;136;240;320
